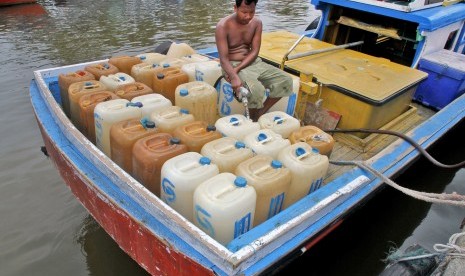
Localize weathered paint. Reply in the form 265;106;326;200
33;95;216;276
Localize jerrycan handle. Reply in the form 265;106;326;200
129;83;146;91
252;160;279;175
145;136;172;149
164;67;181;76
214;176;247;198
217;144;236;154
185;123;206;135
162;109;183;119
189;83;209;92
178;156;211;172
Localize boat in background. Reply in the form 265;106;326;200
0;0;36;7
0;2;45;15
29;1;465;275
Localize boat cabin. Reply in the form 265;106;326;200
311;0;465;67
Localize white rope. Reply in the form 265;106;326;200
330;160;465;207
434;232;465;258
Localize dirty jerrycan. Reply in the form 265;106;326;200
161;152;219;222
172;121;222;153
201;137;254;173
277;142;329;208
132;134;188;196
193;174;256;246
79;91;119;143
68;80;107;130
110;118;158;174
243;129;291;159
235;155;291;227
175;81;218;125
149;106;195;134
258;110;301;139
131;93;172;119
94;99;142;157
288;125;335;157
58;70;95;117
84;62;119;79
214;114;260;141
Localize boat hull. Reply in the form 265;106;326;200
31;82;215;276
0;0;36;6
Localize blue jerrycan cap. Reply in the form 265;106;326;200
273;116;283;124
229;117;239;126
170;137;180;144
257;133;268;141
180;88;189;97
180;108;189;114
234;176;247;187
271;160;282;169
199;157;211;165
235;141;245;149
127;102;143;108
295;147;306;157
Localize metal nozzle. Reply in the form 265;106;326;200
238;86;251;120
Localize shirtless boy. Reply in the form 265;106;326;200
215;0;293;121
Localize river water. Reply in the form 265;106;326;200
0;1;463;275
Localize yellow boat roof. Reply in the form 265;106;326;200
260;31;428;102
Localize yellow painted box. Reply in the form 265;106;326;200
286;49;427;137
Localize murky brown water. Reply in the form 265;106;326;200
0;1;463;275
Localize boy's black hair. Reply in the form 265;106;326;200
236;0;258;7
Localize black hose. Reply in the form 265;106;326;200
324;128;465;169
213;75;224;90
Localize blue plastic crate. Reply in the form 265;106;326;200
413;49;465;110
